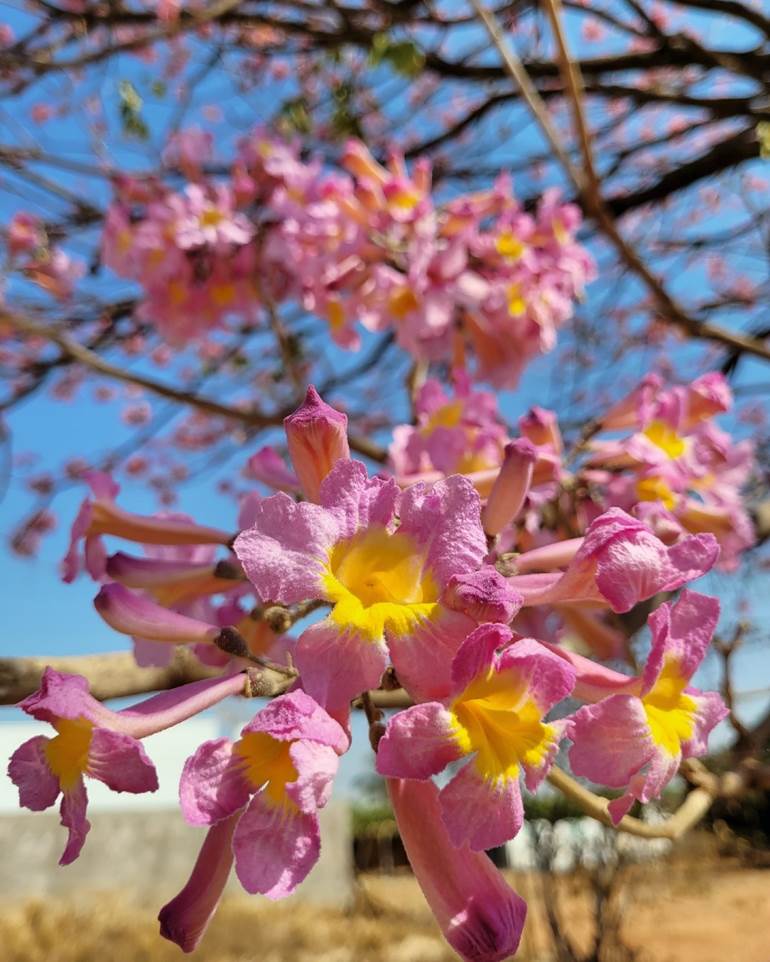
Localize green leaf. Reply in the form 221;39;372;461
277;96;312;136
368;34;424;77
118;80;149;140
758;121;770;160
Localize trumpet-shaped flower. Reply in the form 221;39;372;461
377;624;575;850
7;668;249;864
388;777;528;962
62;472;230;583
509;508;719;613
569;591;728;822
234;458;487;717
179;690;347;898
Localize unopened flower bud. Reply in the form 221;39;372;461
284;385;350;502
94;583;219;645
481;439;537;536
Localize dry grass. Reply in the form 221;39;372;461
0;862;768;962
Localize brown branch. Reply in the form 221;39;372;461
472;0;770;364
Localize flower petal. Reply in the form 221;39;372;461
398;476;486;588
286;741;340;813
7;735;60;811
243;689;348;754
180;738;251;826
233;493;340;604
569;695;654;789
388;606;475;703
59;779;90;865
318;459;399;537
233;793;320;899
87;728;158;794
439;760;524;851
295;619;388;722
376;703;463;779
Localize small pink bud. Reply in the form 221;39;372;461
518;406;562;452
284;386;350;502
442;567;522;623
481;439;537;536
94;584;219;645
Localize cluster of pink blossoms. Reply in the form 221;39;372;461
8;385;731;961
2;212;84;301
101;129;594;385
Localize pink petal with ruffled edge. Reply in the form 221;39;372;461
642;590;720;693
683;690;728;757
295;619;388;722
286;741;340;812
180;738;251;826
451;623;512;693
159;812;238;953
388;607;475;703
87;728;158;793
442;568;522;624
318;459;399;538
233;793;320;899
59;779;90;865
233;494;340;604
7;736;60;811
19;668;108;726
376;702;463;779
398;476;486;588
594;530;719;613
244;689;348;754
569;695;654;789
496;638;576;714
439;759;524;851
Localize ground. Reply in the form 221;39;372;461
0;860;767;961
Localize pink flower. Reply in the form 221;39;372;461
569;591;728;822
234;457;488;718
388;777;528;962
377;624;574;850
159;813;238;953
7;668;255;866
62;472;230;583
508;508;719;613
178;690;346;898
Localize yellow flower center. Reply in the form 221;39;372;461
495;231;525;260
642;659;697;756
200;207;225;229
635;476;677;510
389;188;420;211
507;283;526;318
449;669;555;782
389;286;420;319
643;420;687;459
235;731;299;809
423;400;464;433
323;526;438;641
44;717;94;791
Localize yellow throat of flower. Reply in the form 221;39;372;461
44;717;94;791
643;420;687;459
449;669;555;782
323;526;438;641
642;658;697;756
235;731;299;810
